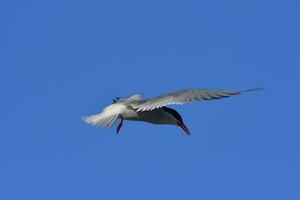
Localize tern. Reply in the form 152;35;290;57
82;87;262;135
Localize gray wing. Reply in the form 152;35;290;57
131;88;262;112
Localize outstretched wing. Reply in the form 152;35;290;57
131;88;262;112
82;103;127;127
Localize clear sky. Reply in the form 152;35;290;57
1;0;299;199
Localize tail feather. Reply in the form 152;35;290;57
82;103;126;127
82;112;119;127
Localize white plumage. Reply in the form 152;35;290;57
82;103;127;127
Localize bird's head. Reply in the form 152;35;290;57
162;107;190;136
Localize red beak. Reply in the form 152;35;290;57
178;122;191;136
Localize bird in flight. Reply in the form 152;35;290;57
82;87;262;135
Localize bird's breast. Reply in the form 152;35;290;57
124;108;174;125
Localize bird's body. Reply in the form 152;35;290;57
83;87;262;135
123;107;179;125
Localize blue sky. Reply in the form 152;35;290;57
1;0;299;199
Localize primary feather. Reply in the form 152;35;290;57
131;88;262;112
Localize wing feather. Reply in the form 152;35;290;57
131;88;262;112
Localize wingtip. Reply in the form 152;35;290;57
243;87;265;92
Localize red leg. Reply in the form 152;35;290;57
116;118;124;134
